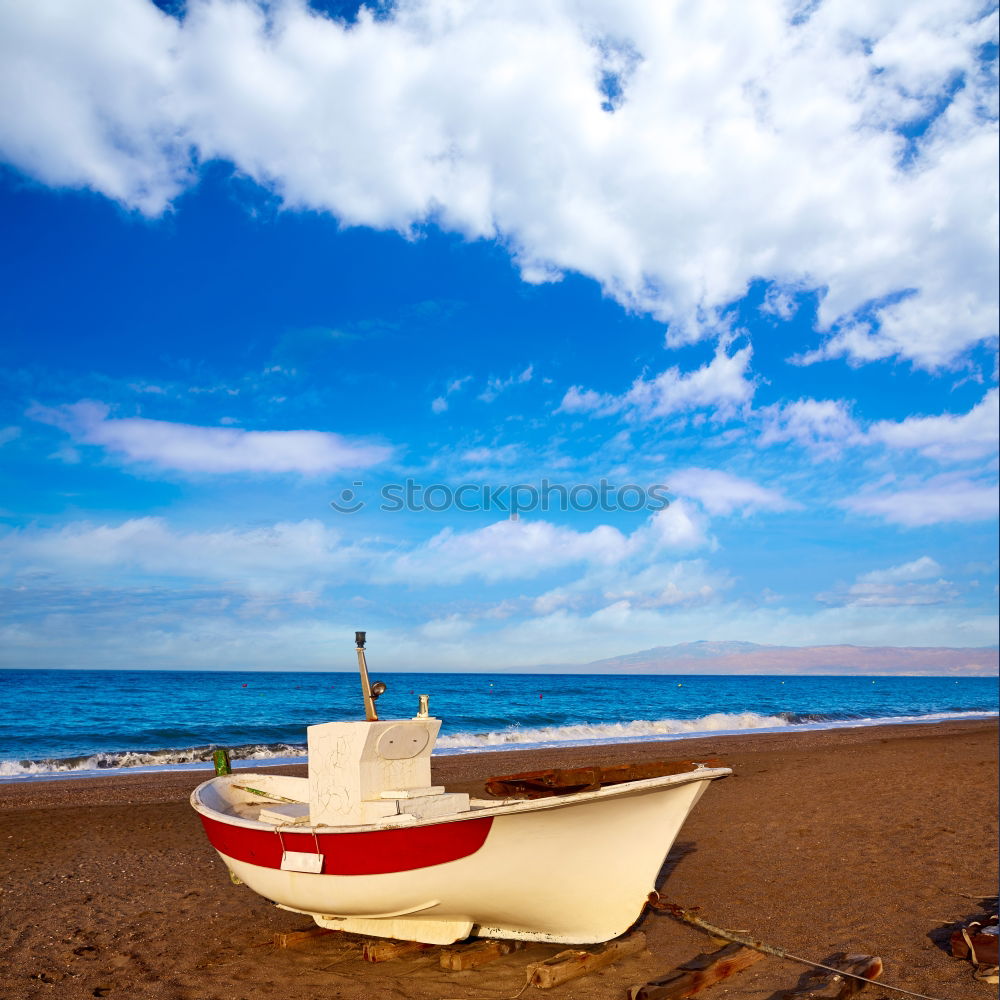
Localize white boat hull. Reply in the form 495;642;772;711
192;767;727;945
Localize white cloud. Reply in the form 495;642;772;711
28;400;392;475
2;521;996;669
384;501;711;584
760;286;800;320
603;565;721;608
0;0;187;212
533;558;729;614
869;388;999;462
817;555;959;606
419;614;474;640
625;343;756;420
754;389;999;464
431;374;474;412
843;475;999;526
459;444;521;467
1;0;995;369
3;581;997;670
405;600;999;670
861;556;943;584
559;385;612;416
638;501;713;551
479;365;533;403
669;467;797;516
387;519;630;584
0;503;713;598
0;611;365;671
559;340;755;421
2;517;362;593
757;398;863;457
0;426;21;447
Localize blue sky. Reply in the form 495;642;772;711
0;0;997;670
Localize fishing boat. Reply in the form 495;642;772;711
190;633;730;946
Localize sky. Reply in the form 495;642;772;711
0;0;997;672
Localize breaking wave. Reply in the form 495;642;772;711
0;710;994;779
0;742;306;779
433;709;997;752
434;711;788;750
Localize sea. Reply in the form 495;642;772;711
0;669;996;782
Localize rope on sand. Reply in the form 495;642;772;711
648;894;950;1000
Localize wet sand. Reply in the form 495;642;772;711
1;719;996;999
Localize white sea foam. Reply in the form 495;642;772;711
433;710;998;753
435;711;790;749
0;710;994;780
0;743;307;780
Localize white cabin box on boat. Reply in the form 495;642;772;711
306;717;470;826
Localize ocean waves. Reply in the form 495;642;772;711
435;711;788;750
1;667;996;782
3;710;997;779
0;742;307;780
433;709;998;752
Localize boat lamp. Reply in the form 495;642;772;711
354;629;386;721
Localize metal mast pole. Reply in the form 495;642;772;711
355;631;379;721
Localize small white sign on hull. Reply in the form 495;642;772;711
280;851;324;874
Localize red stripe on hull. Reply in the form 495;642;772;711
199;814;493;875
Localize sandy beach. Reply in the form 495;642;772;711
1;719;996;1000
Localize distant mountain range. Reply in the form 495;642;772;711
554;641;999;676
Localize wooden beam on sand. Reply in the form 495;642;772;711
628;942;763;999
361;938;435;963
440;938;525;970
525;932;646;989
273;927;337;949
